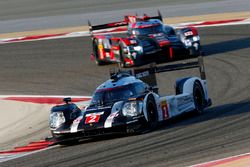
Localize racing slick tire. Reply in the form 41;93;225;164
193;81;205;114
145;95;158;130
93;39;105;65
119;42;127;68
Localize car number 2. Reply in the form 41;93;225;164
85;115;101;124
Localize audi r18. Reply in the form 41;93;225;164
89;11;201;67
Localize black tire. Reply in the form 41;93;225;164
93;39;105;65
145;95;158;130
119;42;126;68
193;81;205;114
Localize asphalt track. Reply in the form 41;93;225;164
1;0;250;33
0;24;250;166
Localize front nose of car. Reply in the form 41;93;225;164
81;106;112;130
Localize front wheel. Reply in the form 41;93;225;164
145;95;158;130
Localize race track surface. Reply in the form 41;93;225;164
0;24;250;166
1;0;250;33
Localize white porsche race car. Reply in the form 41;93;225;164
49;56;212;143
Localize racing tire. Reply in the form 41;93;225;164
93;39;105;65
193;81;205;114
145;95;158;130
119;42;126;68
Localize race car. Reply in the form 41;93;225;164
89;11;201;67
49;57;211;144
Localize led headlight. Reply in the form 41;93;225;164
122;101;143;117
192;36;200;42
50;112;65;129
133;46;143;52
184;39;192;47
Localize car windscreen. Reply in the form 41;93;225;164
90;83;145;106
135;25;163;35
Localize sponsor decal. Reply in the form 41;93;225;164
108;21;127;26
177;95;193;111
104;111;119;128
71;116;83;133
135;71;150;78
184;31;193;36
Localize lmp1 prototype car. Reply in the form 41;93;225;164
49;57;211;144
89;11;201;67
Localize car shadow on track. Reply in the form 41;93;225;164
158;98;250;131
202;37;250;56
57;134;130;147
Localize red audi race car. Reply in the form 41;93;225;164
89;11;202;67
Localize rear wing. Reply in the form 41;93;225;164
142;10;163;22
134;56;206;88
110;56;206;89
88;20;128;32
88;10;163;35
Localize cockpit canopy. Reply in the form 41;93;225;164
128;19;164;36
132;24;163;36
90;82;147;106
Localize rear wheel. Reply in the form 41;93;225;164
193;81;205;114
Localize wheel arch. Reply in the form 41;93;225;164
176;77;209;101
143;93;160;122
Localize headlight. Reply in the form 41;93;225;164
193;36;200;42
130;39;137;45
184;39;192;47
133;46;143;52
122;101;143;117
50;112;65;129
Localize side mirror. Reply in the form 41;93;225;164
63;97;72;104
